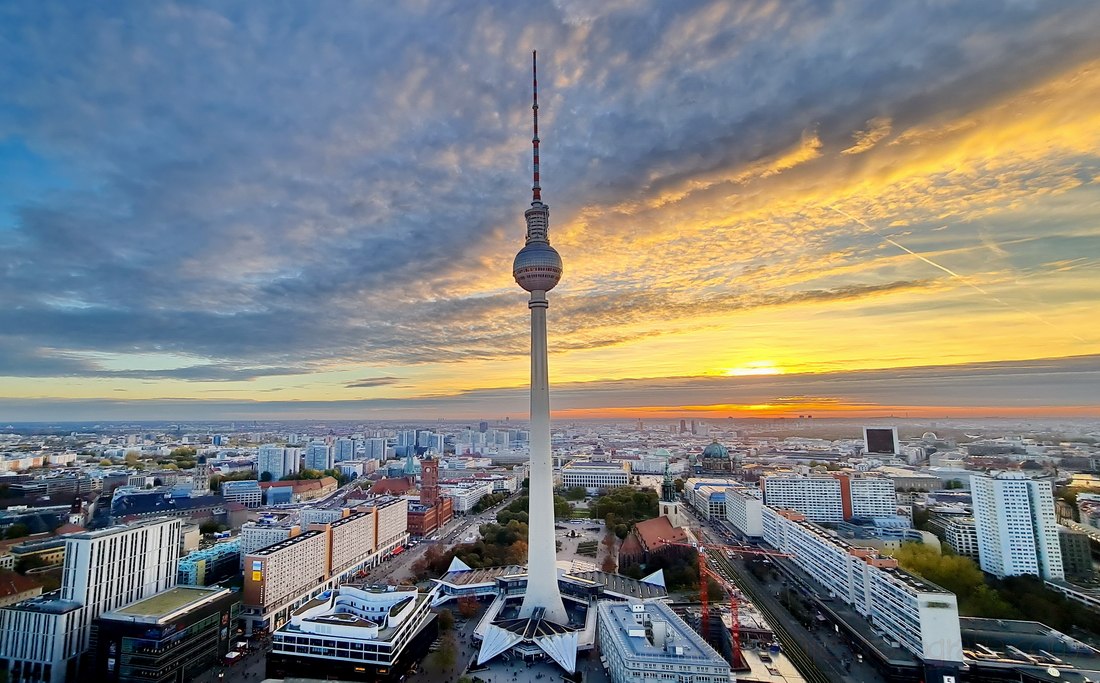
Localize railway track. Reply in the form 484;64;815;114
706;549;833;683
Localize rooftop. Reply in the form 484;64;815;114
598;600;728;668
248;529;323;556
108;586;232;623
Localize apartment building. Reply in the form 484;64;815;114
725;487;764;538
240;497;408;635
761;474;896;522
944;518;980;561
761;507;963;666
971;472;1063;580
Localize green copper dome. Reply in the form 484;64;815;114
702;441;729;458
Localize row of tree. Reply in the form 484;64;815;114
894;542;1100;634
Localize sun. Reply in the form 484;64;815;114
722;361;784;377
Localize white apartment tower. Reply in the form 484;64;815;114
0;517;181;683
970;472;1064;580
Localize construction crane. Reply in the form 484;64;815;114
659;537;790;669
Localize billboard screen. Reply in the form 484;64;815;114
865;428;898;454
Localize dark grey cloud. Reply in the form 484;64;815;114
0;1;1098;382
345;376;403;389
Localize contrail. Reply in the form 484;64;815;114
828;206;1086;343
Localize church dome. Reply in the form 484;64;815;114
702;441;729;458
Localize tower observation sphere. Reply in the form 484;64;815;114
513;233;562;292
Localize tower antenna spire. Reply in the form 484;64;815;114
532;50;541;203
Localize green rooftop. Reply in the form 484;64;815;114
113;586;225;620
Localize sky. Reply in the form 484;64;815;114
1;1;1099;422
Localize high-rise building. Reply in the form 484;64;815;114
258;444;300;480
478;421;489;433
364;438;387;461
416;431;433;449
0;518;181;683
511;51;567;625
334;438;357;462
1058;526;1095;581
304;442;333;472
970;472;1064;579
761;474;896;522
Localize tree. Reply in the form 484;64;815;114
14;555;47;575
98;459;112;466
563;486;587;501
170;446;197;458
259;471;273;482
673;478;685;493
199;521;220;536
437;608;455;632
458;595;479;619
601;555;617;573
4;524;28;540
428;632;457;672
124;451;141;466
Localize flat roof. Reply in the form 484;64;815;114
598;600;728;667
248;529;323;556
111;586;230;621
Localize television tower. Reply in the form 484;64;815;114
513;50;567;625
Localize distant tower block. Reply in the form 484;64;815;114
513;51;567;625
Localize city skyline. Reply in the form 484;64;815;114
2;2;1099;421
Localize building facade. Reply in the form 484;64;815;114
761;507;963;666
258;445;300;481
761;474;896;522
560;461;630;494
970;473;1064;580
944;518;980;561
725;487;763;538
441;482;493;514
304;443;333;472
178;541;242;586
597;601;730;683
92;586;240;683
1058;526;1095;581
221;480;262;508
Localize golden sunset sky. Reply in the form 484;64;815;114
0;2;1098;420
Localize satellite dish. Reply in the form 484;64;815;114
1047;667;1060;678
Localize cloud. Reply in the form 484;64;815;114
0;1;1097;407
842;117;892;155
345;376;403;389
0;354;1095;421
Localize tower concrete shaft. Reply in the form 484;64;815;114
518;290;568;624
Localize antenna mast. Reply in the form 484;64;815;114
532;50;541;203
